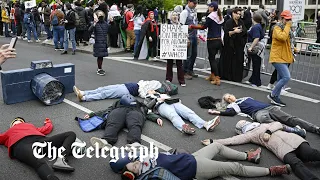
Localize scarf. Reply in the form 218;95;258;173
275;22;296;60
108;5;120;18
208;11;224;24
143;11;159;36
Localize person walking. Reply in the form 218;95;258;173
24;8;40;43
89;10;108;76
267;10;296;107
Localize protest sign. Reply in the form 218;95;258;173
160;24;188;60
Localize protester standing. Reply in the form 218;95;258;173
267;10;295;107
133;5;144;55
180;0;199;80
316;11;320;43
166;11;186;87
2;2;11;37
125;4;135;52
50;4;65;51
220;8;247;82
40;1;53;42
74;1;89;46
108;5;121;48
61;3;76;55
89;10;108;76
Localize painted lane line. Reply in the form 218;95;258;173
107;56;320;104
63;98;239;180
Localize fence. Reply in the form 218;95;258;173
295;22;318;39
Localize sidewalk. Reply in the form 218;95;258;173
41;40;124;54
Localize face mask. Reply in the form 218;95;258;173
98;16;104;21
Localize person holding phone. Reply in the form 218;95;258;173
0;44;17;71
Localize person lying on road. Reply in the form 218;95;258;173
73;80;162;102
87;94;163;150
208;93;320;136
202;120;320;180
143;90;220;135
110;141;290;180
0;117;76;180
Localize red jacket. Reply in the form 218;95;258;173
0;119;53;158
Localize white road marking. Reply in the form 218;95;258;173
107;56;320;103
63;98;239;180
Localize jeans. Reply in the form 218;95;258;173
184;36;198;74
21;21;27;37
11;132;76;180
207;39;222;75
26;24;38;40
11;21;16;35
249;54;262;86
83;84;130;101
283;142;320;180
4;23;9;37
272;63;290;97
193;142;269;179
103;107;144;145
64;28;76;51
253;106;320;134
157;102;205;131
44;25;53;39
134;30;141;55
269;64;291;84
53;26;65;49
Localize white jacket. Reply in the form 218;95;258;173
138;80;162;98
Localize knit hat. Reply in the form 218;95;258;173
235;120;261;135
10;117;25;127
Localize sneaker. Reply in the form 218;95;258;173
90;137;112;151
180;83;186;87
182;124;196;135
97;69;106;76
294;125;307;138
269;164;291;176
61;51;68;55
23;37;27;41
184;74;193;80
267;94;286;107
52;157;75;172
17;36;21;39
72;51;76;55
55;48;60;51
247;147;261;164
27;40;32;43
190;71;198;78
35;39;41;43
205;116;220;131
267;83;275;90
73;86;83;101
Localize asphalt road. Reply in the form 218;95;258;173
0;37;320;180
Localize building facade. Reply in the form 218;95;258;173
196;0;319;21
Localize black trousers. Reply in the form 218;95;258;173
316;32;320;43
11;132;76;180
207;39;222;76
109;32;118;47
148;35;157;58
248;54;262;86
0;22;3;36
269;63;291;84
76;30;88;43
283;142;320;180
103;107;145;145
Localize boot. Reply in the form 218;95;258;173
293;125;306;138
52;157;75;172
205;73;215;81
211;76;221;86
269;164;291;176
246;147;261;164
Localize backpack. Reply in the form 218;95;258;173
73;11;80;26
136;167;181;180
121;13;128;30
23;13;31;24
198;96;221;109
51;14;59;26
156;81;178;96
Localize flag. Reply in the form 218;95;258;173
24;0;36;8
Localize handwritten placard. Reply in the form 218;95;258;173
160;24;188;60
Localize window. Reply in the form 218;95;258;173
252;0;263;5
308;0;320;4
238;0;249;5
224;0;235;5
265;0;276;5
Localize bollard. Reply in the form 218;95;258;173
31;73;65;105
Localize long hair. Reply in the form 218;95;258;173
215;93;232;111
134;5;142;17
217;8;222;21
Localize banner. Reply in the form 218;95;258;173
24;0;36;8
283;0;305;22
160;24;188;60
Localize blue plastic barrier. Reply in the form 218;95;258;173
1;60;75;105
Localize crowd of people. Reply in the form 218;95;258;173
0;0;320;180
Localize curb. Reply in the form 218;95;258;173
41;42;126;55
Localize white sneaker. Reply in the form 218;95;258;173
90;137;112;151
267;83;275;90
35;39;41;43
23;37;27;41
27;40;32;43
205;116;220;131
17;36;21;39
280;89;288;95
180;83;186;87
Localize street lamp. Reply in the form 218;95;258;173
270;0;273;12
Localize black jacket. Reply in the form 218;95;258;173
74;6;88;30
64;10;76;30
89;20;109;57
88;99;160;123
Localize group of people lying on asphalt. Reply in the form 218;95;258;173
1;79;320;180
